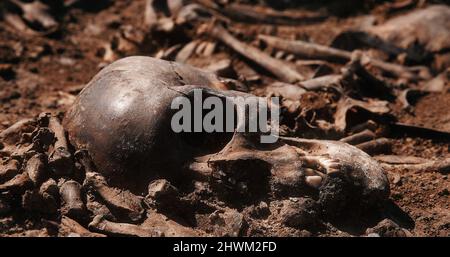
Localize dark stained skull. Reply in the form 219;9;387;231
63;56;236;190
64;56;389;211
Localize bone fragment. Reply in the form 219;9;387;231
374;155;428;165
299;74;342;90
207;24;304;83
194;0;326;25
60;216;105;237
381;158;450;174
24;153;47;185
83;172;144;222
340;129;376;145
9;0;58;31
349;120;378;134
0;159;20;182
0;172;32;193
175;41;198;63
356;138;392;155
0;118;35;145
59;180;85;218
78;150;143;221
258;34;429;81
89;215;162;237
48;115;73;175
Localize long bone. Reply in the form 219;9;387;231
258;34;430;81
205;24;305;83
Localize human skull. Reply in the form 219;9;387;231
64;56;389;215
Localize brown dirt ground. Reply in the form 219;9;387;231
0;0;448;236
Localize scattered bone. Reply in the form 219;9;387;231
48;115;73;176
380;0;417;14
334;97;390;132
356;138;392;155
0;118;35;145
398;88;428;110
56;91;77;108
381;158;450;174
259;34;351;61
204;59;236;78
39;178;59;198
22;189;57;214
0;172;32;193
195;41;208;55
195;0;326;25
262;82;307;100
368;5;450;53
349;120;378;134
59;180;85;218
30;127;54;153
59;216;105;237
340;129;376;145
144;0;179;31
0;159;20;182
258;34;429;81
202;41;216;56
206;24;305;83
175;3;212;25
85;194;115;221
144;0;158;29
374;155;428;165
147;179;179;201
7;0;58;33
89;215;161;237
101;42;117;62
24;153;47;185
331;30;421;62
175;40;199;63
84;171;144;222
296;74;341;91
344;51;394;99
143;211;203;236
145;179;190;218
90;213;202;237
4;13;42;36
422;70;449;93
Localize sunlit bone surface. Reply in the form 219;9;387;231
369;5;450;53
64;56;389;209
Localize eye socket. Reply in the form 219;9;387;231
178;95;237;156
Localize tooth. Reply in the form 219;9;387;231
305;168;326;178
304;168;316;176
305;175;322;188
327;167;341;174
